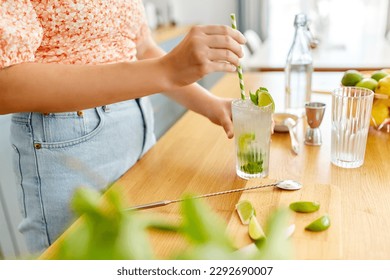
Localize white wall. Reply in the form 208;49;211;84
144;0;237;26
171;0;236;25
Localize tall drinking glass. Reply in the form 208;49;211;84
331;87;374;168
232;99;273;179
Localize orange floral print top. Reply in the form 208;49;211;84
0;0;149;69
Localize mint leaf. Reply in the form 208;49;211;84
249;90;258;105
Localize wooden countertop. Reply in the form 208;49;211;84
41;72;390;260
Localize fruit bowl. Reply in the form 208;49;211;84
340;69;390;132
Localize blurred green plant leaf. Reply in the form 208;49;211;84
57;187;153;260
254;207;293;260
54;188;292;260
180;195;234;249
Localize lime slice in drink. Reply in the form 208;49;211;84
248;215;266;241
238;133;255;152
256;87;275;112
305;215;330;232
289;201;320;213
235;200;256;225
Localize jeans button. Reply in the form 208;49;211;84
34;143;42;149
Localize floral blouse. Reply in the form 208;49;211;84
0;0;149;69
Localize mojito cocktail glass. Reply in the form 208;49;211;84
232;99;273;179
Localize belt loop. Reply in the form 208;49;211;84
27;112;33;126
102;105;110;113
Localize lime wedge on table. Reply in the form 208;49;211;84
305;215;331;232
236;200;256;225
248;215;266;241
289;201;320;213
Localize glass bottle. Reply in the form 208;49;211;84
285;13;313;117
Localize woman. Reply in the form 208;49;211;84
0;1;245;254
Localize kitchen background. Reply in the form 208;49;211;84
1;0;389;258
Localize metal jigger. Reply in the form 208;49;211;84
305;102;326;146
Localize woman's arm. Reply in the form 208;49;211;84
0;25;245;115
0;59;170;114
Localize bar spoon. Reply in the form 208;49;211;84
125;180;302;211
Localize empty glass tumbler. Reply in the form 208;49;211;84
331;87;374;168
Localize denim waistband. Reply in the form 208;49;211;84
10;98;155;155
11;106;108;125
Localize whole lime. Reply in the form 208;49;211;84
355;78;378;91
371;70;389;82
341;70;363;86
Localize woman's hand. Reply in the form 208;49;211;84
161;25;246;88
204;96;234;139
135;24;242;139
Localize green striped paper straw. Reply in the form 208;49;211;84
230;13;246;100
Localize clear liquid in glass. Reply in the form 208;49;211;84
285;62;312;117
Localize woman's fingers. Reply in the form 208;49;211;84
163;25;246;87
221;114;234;139
193;25;245;58
207;48;241;67
210;61;237;73
211;97;234;139
198;25;246;44
207;35;245;58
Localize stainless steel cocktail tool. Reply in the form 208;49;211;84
305;102;326;146
125;180;302;211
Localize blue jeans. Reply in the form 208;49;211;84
10;98;155;254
